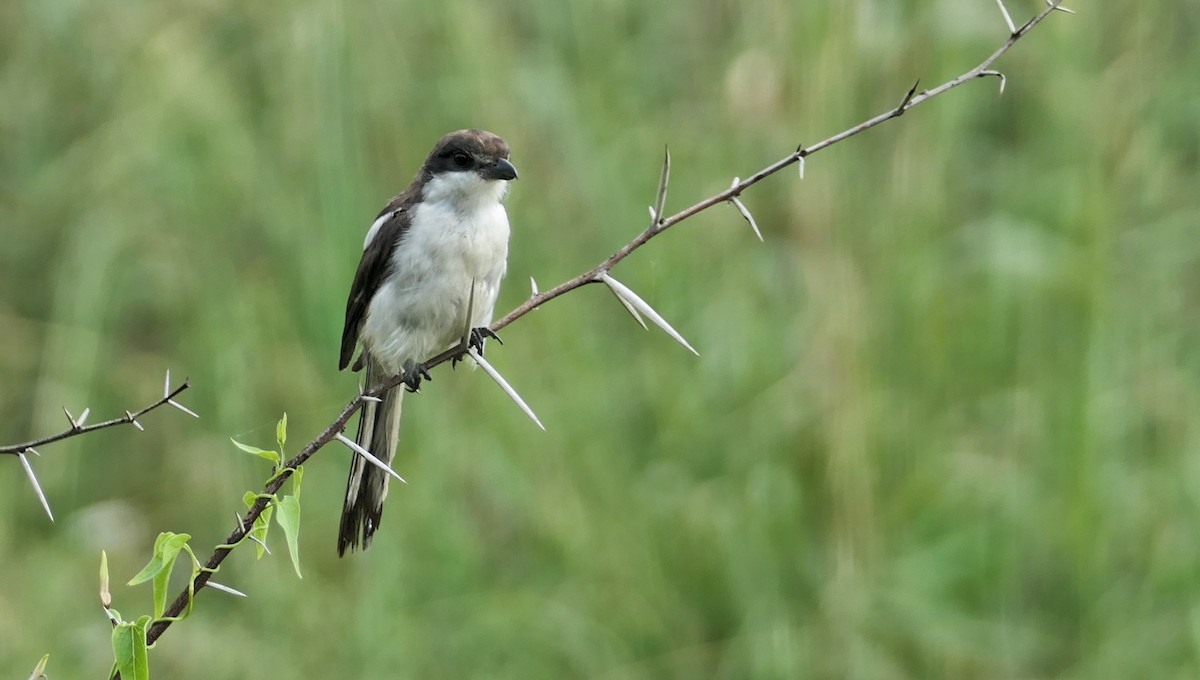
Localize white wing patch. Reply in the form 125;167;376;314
364;211;394;250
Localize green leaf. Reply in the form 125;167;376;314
27;653;49;680
128;532;191;619
275;495;302;578
111;618;149;680
276;412;288;452
291;464;304;501
231;438;281;466
127;533;170;585
243;491;273;559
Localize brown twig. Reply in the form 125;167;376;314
1;381;191;456
1;381;192;455
136;0;1068;652
144;393;364;644
463;1;1066;342
5;373;196;523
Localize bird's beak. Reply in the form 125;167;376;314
482;158;518;181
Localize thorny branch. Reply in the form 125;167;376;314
134;0;1070;651
3;372;196;522
0;376;192;456
478;0;1072;338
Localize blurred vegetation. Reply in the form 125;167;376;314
2;0;1199;677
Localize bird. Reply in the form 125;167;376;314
337;129;517;555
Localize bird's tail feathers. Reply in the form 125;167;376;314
337;356;403;556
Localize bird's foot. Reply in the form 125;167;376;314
402;364;432;393
470;327;502;353
452;327;502;368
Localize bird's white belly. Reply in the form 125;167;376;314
361;200;509;374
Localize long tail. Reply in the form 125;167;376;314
337;356;403;556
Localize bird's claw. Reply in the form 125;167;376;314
469;327;501;353
402;364;432;393
452;327;502;369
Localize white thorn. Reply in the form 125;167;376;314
27;446;40;457
995;0;1016;33
335;432;407;484
206;580;247;598
730;196;764;242
168;399;200;419
607;281;648;330
600;273;699;356
730;176;740;189
126;411;145;431
468;348;545;431
978;69;1008;95
247;533;272;555
798;156;806;179
1049;0;1076;14
18;453;54;522
530;276;539;296
164;369;171;398
979;69;1007;95
360;394;383;403
78;407;90;426
104;607;120;624
62;406;78;430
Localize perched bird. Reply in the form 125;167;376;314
337;129;517;555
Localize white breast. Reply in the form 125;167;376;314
361;172;511;374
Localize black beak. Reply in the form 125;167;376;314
482;158;518;181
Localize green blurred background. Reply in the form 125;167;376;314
3;0;1199;677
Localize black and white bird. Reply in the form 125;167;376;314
337;129;517;555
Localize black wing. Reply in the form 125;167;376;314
339;193;417;371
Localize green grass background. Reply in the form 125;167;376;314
3;0;1199;677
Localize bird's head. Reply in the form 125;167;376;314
420;129;517;205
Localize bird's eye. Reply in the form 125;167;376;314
452;151;471;168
